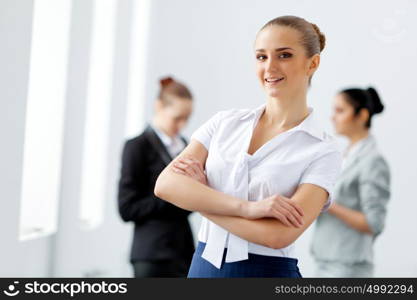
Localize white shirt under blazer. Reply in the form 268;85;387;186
190;102;343;269
151;124;186;159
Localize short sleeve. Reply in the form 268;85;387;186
190;111;223;151
299;148;343;212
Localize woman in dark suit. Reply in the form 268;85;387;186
117;76;195;277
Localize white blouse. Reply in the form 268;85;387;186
190;102;342;269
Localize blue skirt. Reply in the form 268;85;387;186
187;241;302;278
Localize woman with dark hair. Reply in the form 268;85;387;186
311;87;391;277
154;15;343;278
117;76;195;277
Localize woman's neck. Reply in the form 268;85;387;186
348;130;370;146
152;117;173;138
262;94;309;129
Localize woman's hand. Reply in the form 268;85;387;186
244;194;305;228
171;156;208;185
171;156;303;227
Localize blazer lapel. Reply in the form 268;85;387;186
144;124;173;166
338;135;377;178
180;136;188;146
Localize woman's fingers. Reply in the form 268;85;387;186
173;158;207;184
276;200;304;226
285;210;302;228
183;157;204;172
276;195;304;216
180;157;204;175
272;210;292;227
288;200;304;217
172;166;186;175
172;160;194;175
172;164;193;176
273;204;302;228
174;160;198;177
177;158;206;182
265;195;303;227
183;158;208;184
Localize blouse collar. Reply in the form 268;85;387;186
239;102;328;141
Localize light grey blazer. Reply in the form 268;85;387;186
310;134;391;264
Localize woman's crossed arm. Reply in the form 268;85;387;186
154;139;324;249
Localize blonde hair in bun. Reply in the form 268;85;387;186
310;22;326;52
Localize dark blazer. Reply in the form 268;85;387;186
118;123;195;263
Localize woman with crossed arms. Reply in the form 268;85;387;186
154;15;343;278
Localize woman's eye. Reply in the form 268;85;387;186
279;52;292;58
256;55;267;61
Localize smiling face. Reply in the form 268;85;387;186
254;25;320;99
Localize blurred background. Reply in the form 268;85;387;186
1;0;416;277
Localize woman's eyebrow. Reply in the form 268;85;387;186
255;47;294;52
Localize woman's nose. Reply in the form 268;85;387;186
265;57;279;73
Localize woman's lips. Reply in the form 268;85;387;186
264;77;285;86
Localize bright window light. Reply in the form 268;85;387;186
79;0;117;230
19;0;72;241
125;0;151;138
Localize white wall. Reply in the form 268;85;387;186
143;0;417;276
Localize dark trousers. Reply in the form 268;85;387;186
187;241;302;278
132;258;190;278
